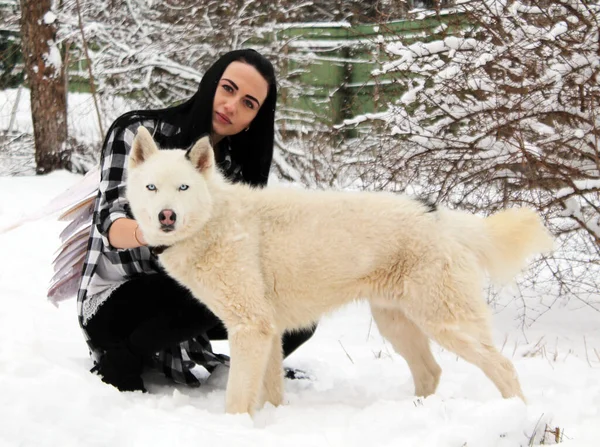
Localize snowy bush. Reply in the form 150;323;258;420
336;0;600;319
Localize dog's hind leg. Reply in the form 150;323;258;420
422;315;525;401
370;304;442;397
259;332;285;408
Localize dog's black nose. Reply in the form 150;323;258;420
159;209;177;226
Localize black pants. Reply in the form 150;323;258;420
85;271;316;390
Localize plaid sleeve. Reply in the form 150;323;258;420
95;124;139;250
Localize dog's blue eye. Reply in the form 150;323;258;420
179;184;189;191
146;184;156;191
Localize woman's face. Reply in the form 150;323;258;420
212;61;269;139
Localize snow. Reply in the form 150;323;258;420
400;85;423;105
42;40;63;75
43;11;57;25
275;21;352;29
549;22;569;40
0;172;598;446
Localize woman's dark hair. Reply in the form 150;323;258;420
104;49;277;186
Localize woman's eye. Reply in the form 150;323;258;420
179;184;189;191
222;84;233;93
244;99;255;109
146;184;156;191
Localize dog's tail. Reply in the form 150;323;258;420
445;207;554;283
481;208;554;282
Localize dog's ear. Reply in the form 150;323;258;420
186;136;214;173
129;126;159;169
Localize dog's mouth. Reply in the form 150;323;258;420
160;224;175;233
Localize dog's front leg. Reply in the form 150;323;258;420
259;333;284;408
226;319;276;416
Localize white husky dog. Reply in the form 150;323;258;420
126;126;553;415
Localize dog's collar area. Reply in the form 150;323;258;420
149;245;170;256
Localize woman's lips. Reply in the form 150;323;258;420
216;112;231;124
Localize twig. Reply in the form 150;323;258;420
74;0;104;137
583;336;592;368
500;333;508;353
381;335;395;361
338;340;354;364
544;424;564;444
523;336;546;358
542;346;554;370
7;85;22;133
528;413;545;447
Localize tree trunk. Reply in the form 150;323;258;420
20;0;69;174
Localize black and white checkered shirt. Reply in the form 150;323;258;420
77;118;244;386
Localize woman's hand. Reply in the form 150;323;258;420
134;224;147;246
108;218;147;249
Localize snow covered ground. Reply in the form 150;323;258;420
0;171;598;447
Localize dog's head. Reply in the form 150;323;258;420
126;126;217;246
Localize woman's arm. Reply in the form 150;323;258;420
108;217;147;249
96;121;150;251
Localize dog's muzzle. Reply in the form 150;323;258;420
158;209;176;232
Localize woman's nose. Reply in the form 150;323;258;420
223;100;236;114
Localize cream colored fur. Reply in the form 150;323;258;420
126;126;555;415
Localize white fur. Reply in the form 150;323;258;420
126;126;555;415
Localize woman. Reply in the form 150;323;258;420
79;49;316;392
